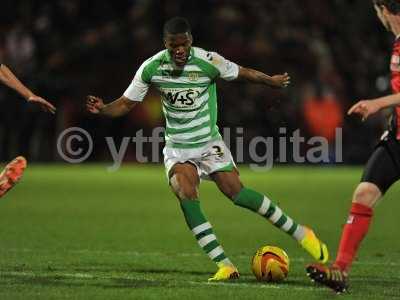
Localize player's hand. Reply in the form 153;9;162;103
28;95;56;114
270;73;290;88
347;99;382;121
86;95;105;114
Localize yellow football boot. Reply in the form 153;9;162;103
300;226;329;264
208;263;239;282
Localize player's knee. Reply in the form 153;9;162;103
219;181;243;200
352;182;381;207
170;173;198;200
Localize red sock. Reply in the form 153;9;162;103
334;203;373;272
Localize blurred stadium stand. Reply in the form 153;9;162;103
0;0;393;164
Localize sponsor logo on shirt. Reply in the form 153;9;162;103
160;87;204;109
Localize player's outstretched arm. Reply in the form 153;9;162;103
0;64;56;114
237;67;290;88
348;93;400;121
86;95;137;118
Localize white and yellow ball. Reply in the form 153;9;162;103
251;245;289;282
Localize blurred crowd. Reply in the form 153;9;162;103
0;0;395;164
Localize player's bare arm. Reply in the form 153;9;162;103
237;67;290;88
0;64;56;114
86;95;137;117
348;93;400;120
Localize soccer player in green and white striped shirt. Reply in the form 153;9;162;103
86;17;329;281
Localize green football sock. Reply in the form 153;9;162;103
233;187;305;241
180;199;232;266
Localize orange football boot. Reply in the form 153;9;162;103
0;156;27;198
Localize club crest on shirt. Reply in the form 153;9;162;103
391;54;400;72
188;72;199;81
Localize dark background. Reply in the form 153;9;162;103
0;0;394;164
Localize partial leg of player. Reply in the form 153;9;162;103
306;143;397;293
170;163;239;281
211;170;329;264
0;156;27;197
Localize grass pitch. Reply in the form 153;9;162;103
0;165;399;299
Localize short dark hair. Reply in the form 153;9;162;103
163;17;191;37
374;0;400;14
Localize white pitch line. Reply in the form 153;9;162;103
2;270;399;283
3;270;399;284
0;271;144;282
0;271;397;299
189;281;319;292
2;248;400;267
188;281;399;299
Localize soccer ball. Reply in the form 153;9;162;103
251;245;290;282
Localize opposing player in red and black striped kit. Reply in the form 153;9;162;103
307;0;400;293
0;64;56;197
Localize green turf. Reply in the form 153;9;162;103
0;164;399;299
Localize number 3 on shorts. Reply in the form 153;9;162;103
212;145;224;157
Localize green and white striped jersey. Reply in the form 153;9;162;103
123;47;239;148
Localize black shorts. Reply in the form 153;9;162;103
361;133;400;194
